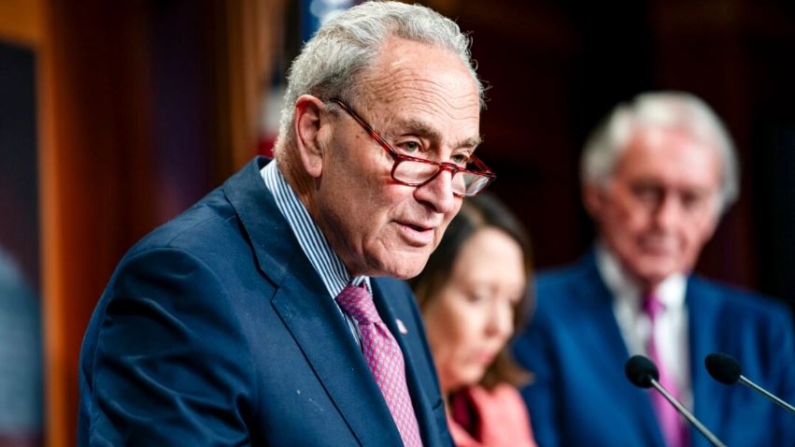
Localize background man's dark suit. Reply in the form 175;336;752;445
78;158;451;446
514;251;795;447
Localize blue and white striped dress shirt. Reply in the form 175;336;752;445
260;160;369;341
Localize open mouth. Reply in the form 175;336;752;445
406;223;429;232
398;221;435;246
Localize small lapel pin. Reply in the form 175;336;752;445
396;318;408;334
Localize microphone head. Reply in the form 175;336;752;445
625;355;660;388
705;352;742;385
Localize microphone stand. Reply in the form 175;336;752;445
649;378;728;447
739;376;795;415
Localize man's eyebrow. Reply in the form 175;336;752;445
395;118;482;149
462;136;483;150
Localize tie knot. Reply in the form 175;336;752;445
336;284;381;325
643;292;664;320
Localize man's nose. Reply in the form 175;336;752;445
414;168;457;213
653;195;684;230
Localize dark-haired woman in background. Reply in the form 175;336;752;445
410;193;537;447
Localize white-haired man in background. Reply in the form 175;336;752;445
513;91;795;447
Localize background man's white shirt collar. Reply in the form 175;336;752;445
595;242;692;409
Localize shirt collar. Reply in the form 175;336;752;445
260;160;371;297
595;242;686;312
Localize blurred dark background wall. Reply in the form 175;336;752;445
437;0;795;305
1;0;793;445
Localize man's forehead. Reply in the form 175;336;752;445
350;88;481;150
632;126;718;155
358;39;480;108
384;114;482;147
350;43;482;149
623;128;718;163
614;129;720;180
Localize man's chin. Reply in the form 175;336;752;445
391;262;427;280
371;254;430;279
634;264;679;287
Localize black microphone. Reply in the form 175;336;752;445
625;355;728;447
705;352;795;415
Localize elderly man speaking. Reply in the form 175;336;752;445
78;2;495;446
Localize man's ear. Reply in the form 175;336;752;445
294;95;329;178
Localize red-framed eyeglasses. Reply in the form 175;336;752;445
330;98;495;197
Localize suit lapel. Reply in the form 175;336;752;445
576;255;631;368
686;278;726;442
371;279;442;447
272;274;403;446
224;158;403;446
579;253;665;446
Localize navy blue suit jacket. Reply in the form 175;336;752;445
513;251;795;447
78;157;453;446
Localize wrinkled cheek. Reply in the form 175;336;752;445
375;229;408;258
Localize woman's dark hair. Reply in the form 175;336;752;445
409;192;533;390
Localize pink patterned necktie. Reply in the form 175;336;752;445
336;284;422;447
643;293;688;447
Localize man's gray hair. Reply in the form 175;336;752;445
274;1;484;155
581;91;740;213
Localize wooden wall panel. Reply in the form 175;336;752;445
39;2;157;445
36;1;281;444
0;0;44;45
214;0;283;172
